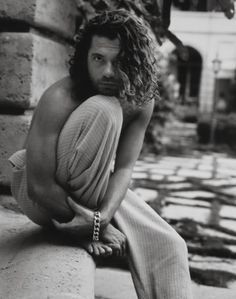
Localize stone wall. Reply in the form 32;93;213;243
0;0;77;186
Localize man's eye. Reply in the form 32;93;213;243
93;56;103;62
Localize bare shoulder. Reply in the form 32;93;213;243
32;77;79;133
37;77;76;116
134;98;155;124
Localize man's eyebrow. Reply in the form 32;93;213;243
90;52;104;57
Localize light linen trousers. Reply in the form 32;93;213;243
9;95;193;299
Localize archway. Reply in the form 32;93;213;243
170;46;202;106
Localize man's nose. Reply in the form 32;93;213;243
103;62;115;78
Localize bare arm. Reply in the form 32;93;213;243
99;99;155;228
26;87;76;223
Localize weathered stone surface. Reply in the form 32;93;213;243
0;113;32;186
0;0;77;39
162;204;211;224
31;33;72;107
189;255;236;278
0;32;71;109
0;207;95;299
0;33;33;109
131;172;149;179
0;195;22;213
0;0;35;23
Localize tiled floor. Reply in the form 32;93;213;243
131;152;236;289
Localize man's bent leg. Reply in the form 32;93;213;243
56;95;123;209
114;189;193;299
9;149;53;226
9;95;123;226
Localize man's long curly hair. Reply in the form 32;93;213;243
69;9;160;106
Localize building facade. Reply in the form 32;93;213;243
160;8;236;114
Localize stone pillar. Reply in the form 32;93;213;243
0;0;76;186
199;65;215;114
0;1;96;298
199;66;215;113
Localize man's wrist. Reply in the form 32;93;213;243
100;210;110;231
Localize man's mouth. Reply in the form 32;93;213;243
99;82;118;88
97;81;120;96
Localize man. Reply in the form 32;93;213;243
9;10;193;299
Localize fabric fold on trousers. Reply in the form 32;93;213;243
114;190;193;299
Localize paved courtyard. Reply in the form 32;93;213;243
131;151;236;290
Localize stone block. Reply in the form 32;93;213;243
0;0;77;39
31;33;73;107
0;32;72;109
0;113;32;186
0;209;95;299
0;33;32;109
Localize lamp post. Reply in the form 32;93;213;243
209;55;222;145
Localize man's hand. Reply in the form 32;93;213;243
67;198;127;256
53;198;127;256
52;198;94;236
67;197;94;229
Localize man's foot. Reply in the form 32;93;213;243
101;224;127;256
82;241;113;257
82;224;127;257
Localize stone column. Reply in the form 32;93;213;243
0;0;76;186
199;65;215;114
0;1;96;298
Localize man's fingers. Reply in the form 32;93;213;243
67;197;91;216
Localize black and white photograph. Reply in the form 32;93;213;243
1;1;236;298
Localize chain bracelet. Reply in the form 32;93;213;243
92;211;101;241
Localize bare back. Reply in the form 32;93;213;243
25;77;81;149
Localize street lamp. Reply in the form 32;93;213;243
212;56;222;75
209;55;222;145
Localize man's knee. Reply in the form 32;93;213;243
82;95;122;123
165;230;188;258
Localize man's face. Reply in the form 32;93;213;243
87;35;121;96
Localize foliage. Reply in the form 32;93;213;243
174;105;198;123
143;51;178;154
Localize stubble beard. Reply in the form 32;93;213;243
92;79;120;97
